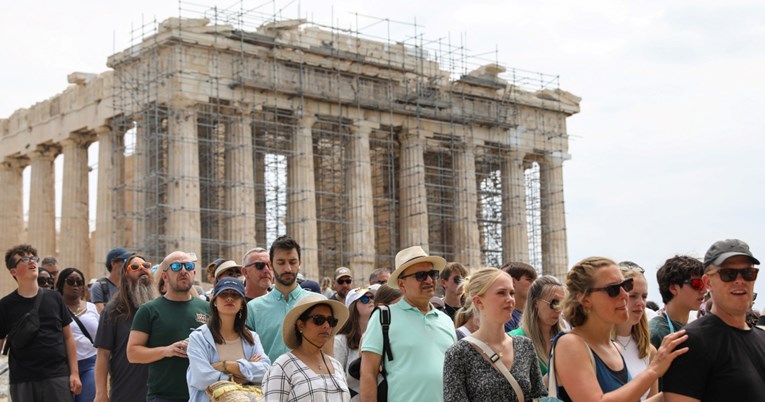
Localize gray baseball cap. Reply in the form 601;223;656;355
703;239;760;268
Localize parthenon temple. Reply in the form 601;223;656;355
0;6;580;295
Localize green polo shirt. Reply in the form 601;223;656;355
361;298;456;402
246;286;313;362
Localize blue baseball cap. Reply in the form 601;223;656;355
213;277;245;298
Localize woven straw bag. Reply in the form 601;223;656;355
205;380;263;402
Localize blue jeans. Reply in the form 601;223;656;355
76;355;96;402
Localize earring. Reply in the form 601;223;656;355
213;303;217;307
238;310;242;319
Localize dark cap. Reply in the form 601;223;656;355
703;239;760;269
300;279;321;293
213;277;246;298
105;247;128;271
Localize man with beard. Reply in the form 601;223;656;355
127;251;210;401
246;235;316;362
242;247;273;301
330;266;354;304
94;253;155;402
360;246;455;402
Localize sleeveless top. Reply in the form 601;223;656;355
553;333;632;402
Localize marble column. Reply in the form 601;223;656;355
398;129;429;250
28;144;59;258
0;157;26;295
501;150;529;264
226;113;256;261
287;115;318;279
59;136;91;271
453;140;482;268
348;121;378;281
167;107;202;255
131;121;147;250
540;155;568;278
94;125;123;276
253;150;267;248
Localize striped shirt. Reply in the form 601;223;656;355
263;352;350;402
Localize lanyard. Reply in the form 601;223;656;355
665;312;676;333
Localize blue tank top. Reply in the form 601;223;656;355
553;333;632;401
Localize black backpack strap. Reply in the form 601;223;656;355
379;305;393;362
96;278;111;302
3;290;44;355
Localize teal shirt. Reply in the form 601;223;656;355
246;286;313;362
361;299;456;402
508;327;549;376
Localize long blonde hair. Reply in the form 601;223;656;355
616;262;650;359
519;275;563;363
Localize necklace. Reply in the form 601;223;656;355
68;301;85;316
616;335;632;349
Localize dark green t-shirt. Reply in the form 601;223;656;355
131;296;210;400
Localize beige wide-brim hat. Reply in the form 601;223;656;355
388;246;447;288
282;294;349;350
214;260;242;279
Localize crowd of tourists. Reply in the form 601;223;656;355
0;236;763;402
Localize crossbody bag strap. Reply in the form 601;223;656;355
70;311;94;345
464;336;525;402
3;290;45;355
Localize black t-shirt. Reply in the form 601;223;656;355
94;303;149;402
0;288;72;384
663;314;765;400
441;302;459;322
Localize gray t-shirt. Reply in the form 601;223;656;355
90;278;117;305
93;304;149;402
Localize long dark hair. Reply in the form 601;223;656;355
109;254;142;321
208;293;254;345
339;301;363;350
55;267;86;295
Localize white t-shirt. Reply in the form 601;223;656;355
71;302;100;360
616;334;650;401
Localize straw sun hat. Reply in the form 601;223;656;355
281;294;349;350
387;246;447;288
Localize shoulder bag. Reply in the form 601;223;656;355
3;289;45;355
464;335;525;402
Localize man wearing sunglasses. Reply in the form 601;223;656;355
330;267;354;305
0;244;82;401
127;251;210;401
439;262;468;321
360;246;456;402
242;247;273;301
649;255;705;351
664;239;765;402
91;247;129;313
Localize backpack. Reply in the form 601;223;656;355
347;305;392;400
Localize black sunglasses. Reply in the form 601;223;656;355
399;269;439;282
589;277;634;298
65;277;85;287
306;314;339;327
336;278;352;285
359;295;374;304
711;267;759;282
541;298;562;311
245;261;268;270
37;277;55;287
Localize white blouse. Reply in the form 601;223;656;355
264;352;350;402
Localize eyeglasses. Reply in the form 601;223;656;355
540;298;562;311
399;269;439;282
336;278;352;285
372;279;387;285
166;262;196;272
127;262;152;272
709;267;759;282
65;278;84;287
217;291;242;300
453;276;464;285
244;261;268;270
220;268;243;277
306;314;339;327
37;277;55;287
358;295;374;304
13;255;40;267
589;277;634;298
682;278;705;291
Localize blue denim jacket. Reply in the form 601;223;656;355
186;324;272;402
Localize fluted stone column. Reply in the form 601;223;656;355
540;155;568;278
131;121;147;250
95;125;122;276
167;107;202;255
60;136;91;271
453;141;482;268
253;150;267;248
348;121;378;281
501;150;529;264
398;129;429;250
28;144;59;258
287;115;318;279
0;158;26;254
226;113;256;261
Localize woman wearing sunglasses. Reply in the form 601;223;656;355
552;257;689;402
38;267;55;289
56;267;100;402
508;275;564;380
186;277;271;402
264;294;350;401
334;287;376;400
444;268;546;402
614;262;658;401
